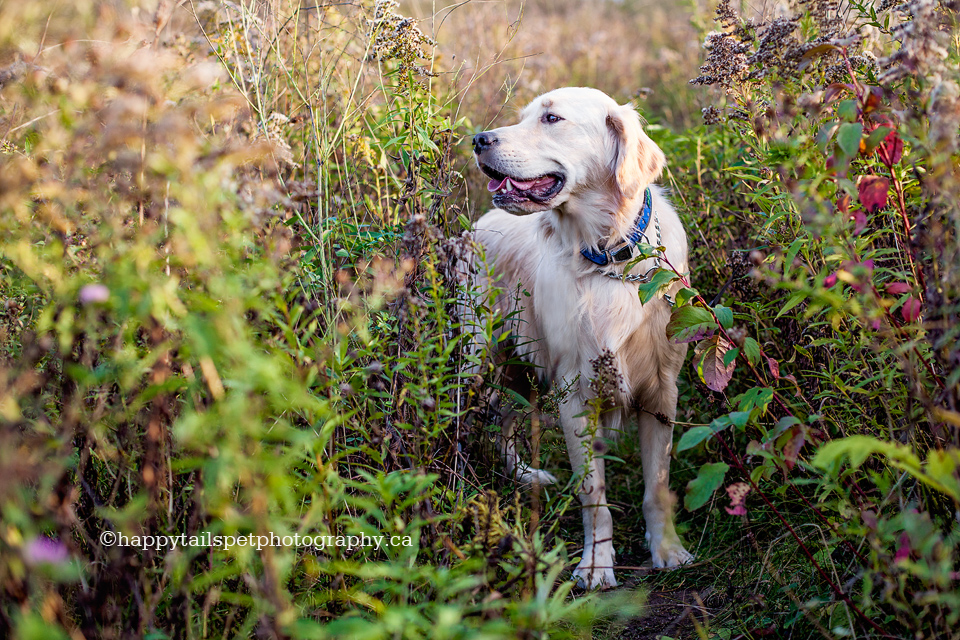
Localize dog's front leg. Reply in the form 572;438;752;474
561;392;617;588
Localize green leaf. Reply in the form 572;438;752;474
742;337;761;365
637;269;680;304
678;412;747;452
729;410;751;429
489;383;532;410
16;614;72;640
674;287;700;308
722;347;740;367
666;305;717;343
811;435;918;473
863;126;892;153
813;435;960;501
776;291;807;318
713;304;734;329
816;121;840;151
676;426;715;452
836;122;863;157
784;239;804;273
835;177;858;197
926;449;960;501
685;462;729;511
624;243;659;265
735;387;774;414
837;99;858;123
765;416;801;442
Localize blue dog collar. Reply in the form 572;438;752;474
580;187;653;266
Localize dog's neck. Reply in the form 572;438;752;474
550;186;651;260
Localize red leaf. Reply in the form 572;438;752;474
783;425;806;471
858;175;890;213
694;336;736;393
824;273;837;287
863;86;883;113
841;258;875;292
878;130;904;167
826;154;847;178
902;296;922;322
836;194;851;214
766;356;781;380
823;82;854;103
885;282;911;294
850;209;868;235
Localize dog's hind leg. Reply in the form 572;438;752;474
497;403;557;485
638;383;694;568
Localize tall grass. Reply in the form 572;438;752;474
0;1;641;638
1;0;959;639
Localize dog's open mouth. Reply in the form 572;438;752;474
481;165;565;205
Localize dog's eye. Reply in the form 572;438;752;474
542;113;563;124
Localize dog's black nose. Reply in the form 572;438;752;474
472;132;497;154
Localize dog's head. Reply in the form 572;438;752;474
473;87;665;216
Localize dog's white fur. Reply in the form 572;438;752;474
464;87;693;588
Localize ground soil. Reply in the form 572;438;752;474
616;588;716;639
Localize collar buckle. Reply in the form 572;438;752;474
579;187;653;266
610;244;634;262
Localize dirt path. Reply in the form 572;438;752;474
617;588;716;639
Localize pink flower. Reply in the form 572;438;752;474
24;536;69;566
724;482;751;516
79;284;110;305
841;259;874;293
824;273;837;288
894;533;911;562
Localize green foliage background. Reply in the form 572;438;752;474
0;1;958;639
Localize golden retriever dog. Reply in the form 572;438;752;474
464;87;693;588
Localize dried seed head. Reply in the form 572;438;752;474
589;349;622;407
727;326;747;348
702;105;724;125
368;0;438;79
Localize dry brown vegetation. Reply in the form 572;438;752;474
1;1;959;639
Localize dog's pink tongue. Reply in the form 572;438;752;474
487;177;509;192
513;176;554;191
510;177;540;190
487;176;552;192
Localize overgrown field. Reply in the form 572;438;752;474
1;0;958;638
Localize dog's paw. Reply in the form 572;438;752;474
573;545;617;589
573;563;617;589
650;537;694;569
516;467;557;485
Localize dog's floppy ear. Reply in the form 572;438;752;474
606;104;666;204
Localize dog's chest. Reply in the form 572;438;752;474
530;258;668;377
